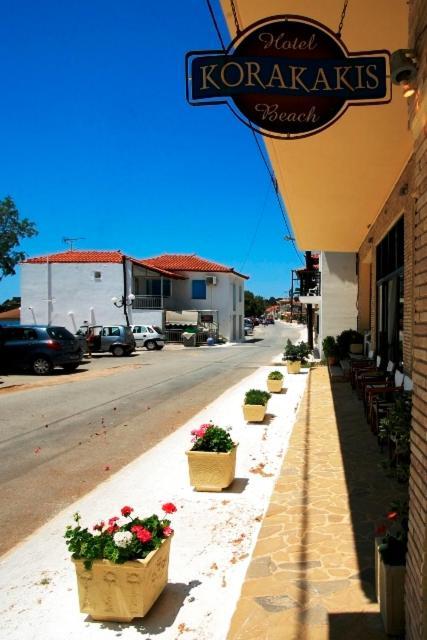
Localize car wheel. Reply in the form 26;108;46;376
145;340;156;351
112;345;125;357
32;357;53;375
62;363;79;372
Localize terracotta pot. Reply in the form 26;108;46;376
243;403;267;422
287;360;301;374
72;535;172;622
379;556;405;635
186;445;237;492
327;356;338;366
267;378;283;393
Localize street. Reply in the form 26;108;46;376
0;322;305;556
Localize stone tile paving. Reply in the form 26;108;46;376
227;367;406;640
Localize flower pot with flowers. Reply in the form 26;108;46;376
65;503;176;622
322;336;339;366
375;501;408;636
186;423;237;492
283;340;311;374
267;370;284;393
243;389;271;422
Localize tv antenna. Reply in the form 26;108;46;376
63;237;85;250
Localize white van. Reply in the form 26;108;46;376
130;325;165;350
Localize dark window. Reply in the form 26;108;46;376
192;280;206;299
47;327;75;340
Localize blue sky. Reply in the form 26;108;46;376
0;0;302;302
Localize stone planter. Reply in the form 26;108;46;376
287;360;301;374
374;537;382;603
72;535;172;622
186;445;237;492
267;378;283;393
243;404;267;422
349;343;363;355
379;556;405;636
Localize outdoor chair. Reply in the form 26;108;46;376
361;360;395;406
349;350;375;387
370;375;412;436
354;355;382;395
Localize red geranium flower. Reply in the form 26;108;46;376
163;526;173;537
375;524;387;536
106;524;119;535
108;516;119;526
387;511;399;521
162;502;177;514
93;520;105;532
121;506;134;517
131;525;152;543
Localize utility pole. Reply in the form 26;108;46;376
305;251;314;350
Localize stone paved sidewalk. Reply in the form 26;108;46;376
227;367;406;640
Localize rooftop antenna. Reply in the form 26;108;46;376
63;237;85;251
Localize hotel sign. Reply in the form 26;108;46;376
186;16;390;139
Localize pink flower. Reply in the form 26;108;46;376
190;424;210;439
163;526;174;537
131;525;152;543
106;524;119;535
108;516;119;526
93;520;105;532
121;506;133;517
387;511;399;521
162;502;177;514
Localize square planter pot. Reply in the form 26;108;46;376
350;343;363;355
374;537;382;603
286;361;301;374
267;378;283;393
72;535;172;622
186;445;237;492
379;557;405;636
243;404;267;422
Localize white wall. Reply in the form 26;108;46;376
164;272;245;341
20;262;128;331
130;309;164;327
319;252;358;357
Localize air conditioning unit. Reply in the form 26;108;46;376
206;276;217;286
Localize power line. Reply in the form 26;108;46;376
238;180;272;272
204;0;305;267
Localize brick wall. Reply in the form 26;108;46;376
405;1;427;638
357;160;415;374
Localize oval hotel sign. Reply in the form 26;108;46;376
186;15;391;139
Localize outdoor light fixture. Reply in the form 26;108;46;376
391;49;418;85
111;293;135;308
402;83;416;98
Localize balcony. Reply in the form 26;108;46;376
290;271;321;305
132;295;163;310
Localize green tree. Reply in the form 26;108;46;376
244;290;266;317
0;196;37;279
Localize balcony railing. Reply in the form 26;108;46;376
132;295;163;310
290;271;321;299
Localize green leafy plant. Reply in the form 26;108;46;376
268;370;284;380
336;329;363;358
65;503;176;570
378;395;411;483
284;339;312;362
376;500;409;566
244;389;271;406
190;423;235;453
322;336;339;358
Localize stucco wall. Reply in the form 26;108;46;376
20;262;127;330
319;252;358;356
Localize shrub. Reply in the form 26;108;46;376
190;423;235;453
322;335;338;358
244;389;271;406
336;329;363;357
377;501;409;566
284;339;312;362
268;370;284;380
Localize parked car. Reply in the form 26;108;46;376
131;325;165;350
0;325;83;375
266;317;275;325
76;324;135;357
244;318;254;336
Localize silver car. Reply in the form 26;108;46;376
131;325;165;350
76;324;136;357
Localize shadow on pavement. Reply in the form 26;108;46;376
223;478;249;494
95;580;202;635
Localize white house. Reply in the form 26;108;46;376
20;250;248;341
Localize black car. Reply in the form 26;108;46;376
0;325;84;375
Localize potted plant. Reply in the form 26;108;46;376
186;422;237;491
375;501;408;636
322;335;339;366
243;388;271;422
65;503;176;622
267;370;284;393
284;339;311;374
336;329;364;357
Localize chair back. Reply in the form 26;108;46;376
386;360;395;373
404;376;413;392
376;355;381;368
394;370;404;387
368;350;374;359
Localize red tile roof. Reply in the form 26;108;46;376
22;250;185;279
142;254;249;279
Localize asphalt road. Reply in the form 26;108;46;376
0;322;305;555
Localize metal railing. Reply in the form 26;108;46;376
290;271;321;299
164;329;218;345
132;295;163;310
